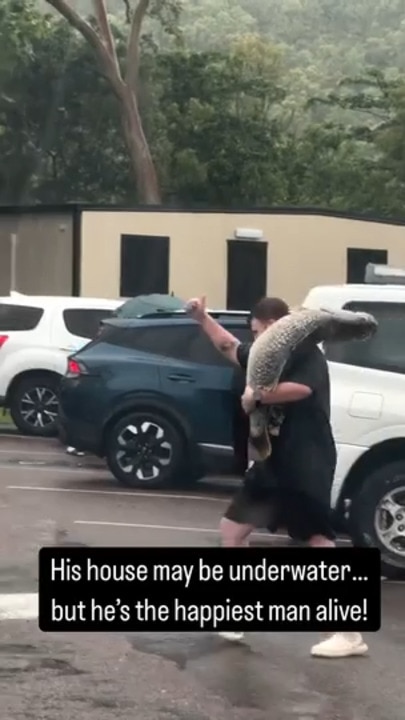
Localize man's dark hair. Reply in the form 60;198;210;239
251;297;289;322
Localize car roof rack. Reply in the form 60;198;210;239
365;263;405;285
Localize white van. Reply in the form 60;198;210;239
303;271;405;577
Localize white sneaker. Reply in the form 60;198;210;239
66;446;85;456
311;632;368;658
218;631;245;642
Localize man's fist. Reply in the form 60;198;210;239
185;296;207;322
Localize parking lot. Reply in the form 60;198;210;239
0;432;404;720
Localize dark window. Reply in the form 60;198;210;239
187;324;252;366
227;239;267;310
324;301;405;374
188;332;232;366
232;326;253;344
120;235;169;297
103;323;252;366
347;248;387;284
63;308;116;340
105;325;198;359
0;304;43;331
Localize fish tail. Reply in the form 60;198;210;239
249;409;272;460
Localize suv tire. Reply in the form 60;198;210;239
9;373;60;437
349;461;405;579
106;410;186;489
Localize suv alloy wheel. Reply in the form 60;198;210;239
9;373;60;437
349;461;405;579
106;410;186;489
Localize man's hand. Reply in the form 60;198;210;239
241;386;256;414
185;296;207;323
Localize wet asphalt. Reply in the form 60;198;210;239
0;433;404;720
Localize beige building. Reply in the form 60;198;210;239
1;205;405;307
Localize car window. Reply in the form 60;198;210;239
188;331;231;366
232;326;253;344
103;323;251;366
187;325;253;366
63;308;116;340
0;303;43;331
105;325;199;359
324;301;405;374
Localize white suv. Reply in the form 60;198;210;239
303;281;405;577
0;293;121;437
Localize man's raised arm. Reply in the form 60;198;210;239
186;296;241;365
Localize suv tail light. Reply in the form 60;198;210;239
66;359;88;377
0;335;9;348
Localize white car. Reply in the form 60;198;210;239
303;277;405;577
0;293;121;437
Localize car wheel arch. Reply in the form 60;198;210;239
5;369;62;405
337;437;405;510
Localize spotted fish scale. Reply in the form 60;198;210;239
245;307;378;460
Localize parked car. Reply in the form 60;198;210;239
303;280;405;578
60;281;405;578
0;292;121;436
58;310;251;478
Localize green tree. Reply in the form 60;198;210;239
43;0;181;204
152;35;288;206
296;70;405;214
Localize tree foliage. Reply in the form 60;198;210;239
1;0;405;216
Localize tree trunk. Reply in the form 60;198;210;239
119;85;161;205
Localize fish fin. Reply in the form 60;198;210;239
248;429;272;461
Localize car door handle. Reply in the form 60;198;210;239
167;373;195;383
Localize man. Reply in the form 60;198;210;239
186;295;368;659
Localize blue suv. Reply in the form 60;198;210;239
58;311;252;488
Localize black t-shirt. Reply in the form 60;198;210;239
236;340;336;507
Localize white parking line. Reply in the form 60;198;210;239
74;519;268;538
0;593;38;620
7;484;229;503
74;520;218;533
74;519;351;546
7;485;352;544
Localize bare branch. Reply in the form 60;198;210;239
92;0;121;75
122;0;132;24
44;0;123;93
125;0;150;88
45;0;104;55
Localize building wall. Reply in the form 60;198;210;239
0;212;73;296
80;210;405;306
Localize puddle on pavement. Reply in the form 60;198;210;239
127;632;273;711
126;632;340;716
0;655;86;677
0;643;38;655
127;631;255;672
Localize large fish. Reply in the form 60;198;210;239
244;307;378;460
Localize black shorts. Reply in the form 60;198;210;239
223;463;335;542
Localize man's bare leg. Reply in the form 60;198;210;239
219;517;253;547
308;534;369;658
217;518;253;641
